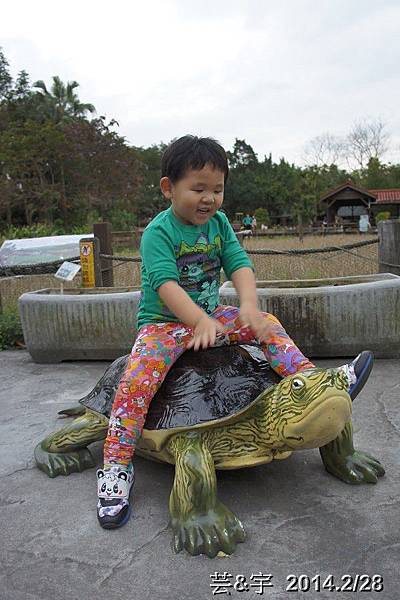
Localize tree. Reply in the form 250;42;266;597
293;171;318;241
355;157;390;189
0;113;143;228
0;172;15;226
346;118;390;169
303;132;344;167
0;47;12;100
134;143;168;223
33;76;96;122
0;119;67;225
268;158;299;222
12;70;30;99
227;139;258;169
0;49;144;230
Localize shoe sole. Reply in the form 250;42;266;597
349;351;373;400
98;504;132;530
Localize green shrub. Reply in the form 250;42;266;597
0;308;24;351
0;223;62;240
254;207;270;227
0;222;94;245
107;209;138;231
375;211;391;223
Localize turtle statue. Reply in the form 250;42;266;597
34;343;385;558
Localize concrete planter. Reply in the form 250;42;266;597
220;273;400;358
18;287;141;363
18;273;400;362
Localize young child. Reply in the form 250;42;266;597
97;135;373;528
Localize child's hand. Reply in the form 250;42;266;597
239;302;274;343
187;315;226;351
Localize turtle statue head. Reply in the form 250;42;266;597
260;367;352;450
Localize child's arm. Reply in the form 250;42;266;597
158;281;225;350
231;267;275;342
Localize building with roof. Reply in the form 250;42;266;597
319;181;400;226
369;189;400;220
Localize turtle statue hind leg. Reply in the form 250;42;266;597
34;410;108;478
167;432;245;558
319;421;385;484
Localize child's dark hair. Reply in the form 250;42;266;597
161;135;229;183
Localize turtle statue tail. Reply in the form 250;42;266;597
58;406;86;418
34;410;109;478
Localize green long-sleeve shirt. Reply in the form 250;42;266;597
137;207;253;328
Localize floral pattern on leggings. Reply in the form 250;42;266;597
103;305;315;467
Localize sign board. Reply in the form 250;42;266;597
80;239;96;287
54;261;81;282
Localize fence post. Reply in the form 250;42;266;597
93;222;114;287
378;220;400;276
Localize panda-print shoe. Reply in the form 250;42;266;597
96;465;135;529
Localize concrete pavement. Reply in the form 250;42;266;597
0;350;399;600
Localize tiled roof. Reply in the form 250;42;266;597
321;182;400;204
369;189;400;203
320;181;376;202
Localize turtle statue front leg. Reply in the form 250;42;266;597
167;432;245;558
34;410;108;478
319;421;385;484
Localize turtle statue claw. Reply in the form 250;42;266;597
34;344;385;558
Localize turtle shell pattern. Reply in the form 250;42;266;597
79;343;281;430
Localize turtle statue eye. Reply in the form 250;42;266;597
292;378;305;390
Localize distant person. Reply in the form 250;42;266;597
251;215;257;232
322;216;328;235
242;213;253;229
334;215;344;233
359;214;370;234
96;134;374;531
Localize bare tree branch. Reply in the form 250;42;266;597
303;132;345;166
346;118;390;169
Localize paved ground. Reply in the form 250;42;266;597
0;350;399;600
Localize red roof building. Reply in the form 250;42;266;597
320;182;400;224
369;189;400;204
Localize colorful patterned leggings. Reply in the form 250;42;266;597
103;305;315;467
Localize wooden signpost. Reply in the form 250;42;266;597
80;237;103;287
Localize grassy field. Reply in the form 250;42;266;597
111;232;379;286
242;232;378;280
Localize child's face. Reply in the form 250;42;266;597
160;164;224;226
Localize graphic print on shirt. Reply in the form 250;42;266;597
174;232;222;315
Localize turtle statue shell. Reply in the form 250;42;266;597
79;343;282;430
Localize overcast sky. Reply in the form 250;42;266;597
2;0;400;165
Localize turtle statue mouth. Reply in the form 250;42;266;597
283;391;352;449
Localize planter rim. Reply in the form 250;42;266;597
20;286;141;294
18;287;142;302
221;272;400;291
